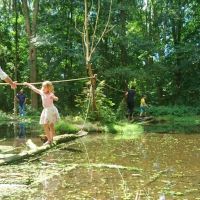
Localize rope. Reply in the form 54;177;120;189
0;76;93;85
1;75;127;94
78;85;93;180
80;85;92;131
96;78;126;93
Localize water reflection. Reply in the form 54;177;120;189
0;130;200;199
18;122;26;138
13;122;26;147
0;121;42;151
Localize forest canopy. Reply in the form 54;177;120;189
0;0;200;113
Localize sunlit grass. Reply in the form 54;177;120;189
55;119;79;134
157;115;200;125
104;122;144;139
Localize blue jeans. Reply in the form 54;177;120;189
19;104;25;116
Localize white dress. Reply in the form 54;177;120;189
39;92;60;125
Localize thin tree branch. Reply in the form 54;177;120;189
89;0;113;59
90;0;100;52
84;0;90;62
75;17;84;34
105;24;116;34
82;32;86;59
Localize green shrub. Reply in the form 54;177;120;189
148;105;200;116
104;123;118;134
116;99;127;120
26;105;40;116
55;119;78;134
0;110;9;121
75;80;116;123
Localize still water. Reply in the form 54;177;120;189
0;122;200;199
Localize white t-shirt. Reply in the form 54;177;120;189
0;67;8;80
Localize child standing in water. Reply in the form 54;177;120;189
24;81;60;145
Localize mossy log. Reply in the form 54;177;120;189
0;130;87;166
132;116;157;124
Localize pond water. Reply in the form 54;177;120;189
0;122;43;149
0;122;200;199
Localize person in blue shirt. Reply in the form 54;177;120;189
16;89;26;116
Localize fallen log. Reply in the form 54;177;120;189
0;145;16;153
0;130;88;166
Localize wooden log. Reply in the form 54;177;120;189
0;130;88;166
0;145;16;153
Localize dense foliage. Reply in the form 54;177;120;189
0;0;200;117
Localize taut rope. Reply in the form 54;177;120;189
0;76;93;85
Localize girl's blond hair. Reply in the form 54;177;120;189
41;81;54;93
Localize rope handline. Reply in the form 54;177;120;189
0;76;93;85
79;85;93;180
96;78;126;93
80;85;92;131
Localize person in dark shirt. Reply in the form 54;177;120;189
16;89;26;116
125;86;135;120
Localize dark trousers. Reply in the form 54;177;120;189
127;102;134;117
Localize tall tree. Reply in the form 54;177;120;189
13;0;19;114
21;0;39;108
76;0;113;112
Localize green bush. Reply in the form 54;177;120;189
116;99;127;120
0;110;9;121
148;105;200;116
75;80;116;123
26;105;40;116
55;119;78;134
104;123;118;134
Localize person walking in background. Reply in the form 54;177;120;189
140;95;148;117
16;89;26;116
125;86;136;120
0;67;16;89
24;81;60;145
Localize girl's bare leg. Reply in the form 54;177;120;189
49;123;55;142
44;124;51;142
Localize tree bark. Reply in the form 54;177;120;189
21;0;39;109
84;0;97;112
170;0;184;103
80;0;112;112
119;8;128;66
87;63;97;111
14;0;19;115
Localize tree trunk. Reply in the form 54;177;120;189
21;0;39;109
84;0;97;112
119;7;128;66
171;0;183;103
14;0;19;115
29;46;38;108
87;63;97;112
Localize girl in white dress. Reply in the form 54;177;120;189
24;81;60;145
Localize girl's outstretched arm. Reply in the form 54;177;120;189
24;82;41;95
50;94;59;101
